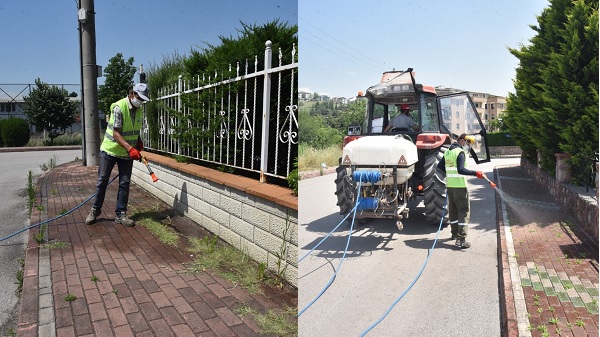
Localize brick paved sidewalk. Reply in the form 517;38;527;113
496;165;599;337
17;162;296;337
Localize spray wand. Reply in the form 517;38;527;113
482;173;496;188
141;156;159;182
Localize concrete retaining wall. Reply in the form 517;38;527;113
521;157;598;243
130;153;298;288
489;146;522;157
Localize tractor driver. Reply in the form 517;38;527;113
384;103;419;132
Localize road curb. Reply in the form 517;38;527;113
495;167;520;337
0;146;81;153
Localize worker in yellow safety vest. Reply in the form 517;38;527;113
85;83;149;227
436;133;485;249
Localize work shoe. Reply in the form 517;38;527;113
115;213;135;227
85;209;100;225
455;238;471;249
451;233;458;240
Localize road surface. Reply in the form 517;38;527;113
0;149;81;334
298;156;519;337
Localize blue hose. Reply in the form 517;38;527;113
359;194;448;336
0;175;118;243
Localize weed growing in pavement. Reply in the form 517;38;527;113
41;241;70;249
536;324;548;333
537;307;543;313
91;275;99;282
27;171;35;215
186;236;269;294
274;211;293;288
575;319;585;327
547;306;555;312
39;155;58;172
234;303;297;337
34;224;46;244
555;327;562;335
526;324;534;331
567;322;573;330
6;327;16;336
548;317;559;325
14;269;23;294
50;187;57;196
137;218;179;247
58;208;68;216
36;204;44;211
534;294;540;300
64;293;76;302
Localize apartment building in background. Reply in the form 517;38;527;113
435;86;507;130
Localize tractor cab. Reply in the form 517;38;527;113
360;69;490;164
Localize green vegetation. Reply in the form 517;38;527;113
22;79;78;145
2;117;30;147
487;132;516;146
64;293;76;302
137;217;179;247
235;304;297;337
186;235;268;294
504;0;598;182
27;171;35;215
27;133;82;147
98;53;138;119
39;155;58;172
299;144;341;172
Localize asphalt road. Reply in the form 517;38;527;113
298;156;520;337
0;149;82;334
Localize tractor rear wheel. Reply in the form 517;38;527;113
334;165;355;215
422;147;448;224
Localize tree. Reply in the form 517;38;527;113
98;53;137;120
504;0;598;181
22;78;78;145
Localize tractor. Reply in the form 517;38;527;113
335;68;491;229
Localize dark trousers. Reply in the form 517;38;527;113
92;151;133;215
447;187;470;239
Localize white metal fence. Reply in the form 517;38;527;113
142;41;298;182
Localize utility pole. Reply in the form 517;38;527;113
78;0;100;166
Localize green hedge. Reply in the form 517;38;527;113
487;132;516;146
2;117;30;147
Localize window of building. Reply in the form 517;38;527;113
491;103;495;109
455;123;460;130
0;103;16;112
455;110;460;118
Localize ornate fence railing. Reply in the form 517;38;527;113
142;41;298;183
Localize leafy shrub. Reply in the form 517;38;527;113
2;117;30;147
287;157;298;196
0;119;5;146
487;132;516;146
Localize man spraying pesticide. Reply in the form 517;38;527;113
437;133;492;249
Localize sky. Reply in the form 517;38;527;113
0;0;297;96
299;0;550;98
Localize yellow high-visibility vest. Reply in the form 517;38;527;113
444;147;468;188
100;98;142;158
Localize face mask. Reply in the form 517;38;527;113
131;97;143;108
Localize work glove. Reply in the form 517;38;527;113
476;171;484;179
128;147;141;161
135;139;144;152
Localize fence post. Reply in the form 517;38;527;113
177;75;182;155
260;41;272;183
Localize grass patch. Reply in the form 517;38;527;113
64;293;76;302
27;133;82;147
41;241;70;249
137;218;179;246
298;144;341;172
186;235;268;294
235;303;297;337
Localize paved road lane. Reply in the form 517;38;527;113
298;157;519;337
0;150;81;333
